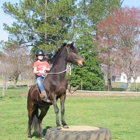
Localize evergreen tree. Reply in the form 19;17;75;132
69;35;105;90
69;0;123;90
2;0;76;56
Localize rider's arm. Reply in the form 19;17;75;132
33;67;44;74
45;67;50;71
44;62;50;72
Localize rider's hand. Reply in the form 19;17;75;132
38;70;46;74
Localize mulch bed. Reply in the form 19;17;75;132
20;91;140;98
67;92;140;98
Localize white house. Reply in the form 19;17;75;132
112;72;140;83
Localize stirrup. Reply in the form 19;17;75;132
41;97;52;103
40;94;45;99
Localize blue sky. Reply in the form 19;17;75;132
0;0;140;42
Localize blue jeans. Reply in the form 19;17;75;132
36;76;45;92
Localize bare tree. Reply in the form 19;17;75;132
2;44;30;88
0;52;11;96
95;26;116;90
96;7;140;91
22;58;35;90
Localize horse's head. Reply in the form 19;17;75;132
66;43;84;67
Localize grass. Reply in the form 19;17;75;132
0;87;28;97
0;88;140;140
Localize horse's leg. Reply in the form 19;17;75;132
38;106;50;138
27;103;34;138
52;95;61;129
60;93;69;128
28;117;32;138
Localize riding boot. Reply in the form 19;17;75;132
67;85;79;94
40;90;51;103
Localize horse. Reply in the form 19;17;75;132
27;43;84;138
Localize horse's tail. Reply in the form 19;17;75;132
27;86;40;134
32;108;40;134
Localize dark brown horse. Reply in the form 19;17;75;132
27;43;84;138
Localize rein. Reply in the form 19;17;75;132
47;69;67;75
42;68;68;78
43;46;77;78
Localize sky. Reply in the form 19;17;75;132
0;0;140;42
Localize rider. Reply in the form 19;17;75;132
33;49;51;103
33;49;79;102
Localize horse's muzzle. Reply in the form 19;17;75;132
77;58;84;67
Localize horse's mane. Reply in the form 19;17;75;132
51;43;67;67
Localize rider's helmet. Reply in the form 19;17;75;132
35;50;45;57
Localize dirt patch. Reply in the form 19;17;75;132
20;93;28;97
20;91;140;98
66;91;140;98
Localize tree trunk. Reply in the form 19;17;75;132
44;0;47;44
126;76;131;91
107;64;112;91
134;79;137;91
107;78;112;91
2;76;7;96
14;79;17;88
27;80;30;90
2;83;5;96
13;73;20;88
45;126;111;140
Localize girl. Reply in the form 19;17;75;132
33;49;51;103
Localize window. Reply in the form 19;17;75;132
115;76;120;82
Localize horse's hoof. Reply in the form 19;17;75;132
41;137;45;140
57;126;62;130
63;125;69;129
40;134;44;138
27;136;31;139
41;135;45;140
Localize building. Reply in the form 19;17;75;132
112;72;140;83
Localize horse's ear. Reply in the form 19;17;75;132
70;42;74;47
62;43;67;47
71;42;74;45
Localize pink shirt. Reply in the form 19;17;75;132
33;60;50;78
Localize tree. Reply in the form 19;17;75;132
95;18;118;90
1;44;30;88
69;35;105;90
2;0;76;53
22;63;35;89
0;47;11;96
96;7;140;91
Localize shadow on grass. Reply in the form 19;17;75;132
30;126;52;139
43;126;52;134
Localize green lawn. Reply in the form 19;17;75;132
0;92;140;140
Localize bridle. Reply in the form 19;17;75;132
43;46;81;78
66;46;82;61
